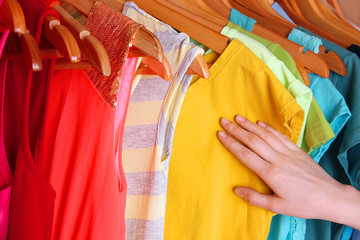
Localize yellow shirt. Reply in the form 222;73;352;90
164;39;304;240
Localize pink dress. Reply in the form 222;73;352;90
0;1;12;239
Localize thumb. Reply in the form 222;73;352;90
234;187;280;213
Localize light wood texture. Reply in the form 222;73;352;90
234;0;295;28
0;0;26;33
136;54;208;78
319;0;357;30
276;0;347;47
230;0;346;76
224;0;330;78
296;0;360;46
171;0;331;78
252;23;330;78
228;0;293;36
3;33;43;71
326;0;349;23
43;15;81;63
157;0;225;30
133;0;230;54
61;0;164;62
67;0;209;78
338;0;360;27
318;45;347;76
1;0;43;71
201;0;232;18
187;54;210;78
221;0;233;9
53;4;111;76
294;60;310;86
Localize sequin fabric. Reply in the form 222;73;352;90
85;0;141;109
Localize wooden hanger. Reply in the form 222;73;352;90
51;3;111;76
43;15;81;63
181;0;330;78
1;0;43;71
234;0;295;29
157;0;226;30
52;1;174;80
200;0;232;20
221;0;233;9
159;0;227;27
318;0;359;30
229;0;347;76
182;0;312;82
325;0;348;22
294;60;310;86
60;0;163;62
295;0;360;46
275;0;347;48
3;32;43;71
59;0;210;79
132;0;230;54
0;0;26;33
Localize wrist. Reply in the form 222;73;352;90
331;184;360;230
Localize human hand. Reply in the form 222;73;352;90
217;115;360;230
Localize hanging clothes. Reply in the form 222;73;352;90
289;26;360;240
0;1;12;236
227;8;336;156
1;0;59;238
348;45;360;59
220;23;313;146
36;1;141;239
121;2;204;239
164;39;304;240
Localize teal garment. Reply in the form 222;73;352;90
353;229;360;240
288;28;322;54
308;73;351;163
341;226;353;240
268;72;350;240
221;25;312;147
229;8;256;32
295;27;360;240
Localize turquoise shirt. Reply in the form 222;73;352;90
295;26;360;240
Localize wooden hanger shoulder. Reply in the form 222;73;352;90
275;0;347;47
43;15;81;63
52;4;111;76
0;0;26;33
133;0;230;54
296;0;360;46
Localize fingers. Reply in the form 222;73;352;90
233;115;292;154
217;131;270;176
256;120;300;152
234;187;282;214
219;117;279;162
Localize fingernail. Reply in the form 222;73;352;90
235;115;245;122
257;121;266;127
234;188;244;198
221;117;231;125
218;131;228;138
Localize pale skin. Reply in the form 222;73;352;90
217;115;360;231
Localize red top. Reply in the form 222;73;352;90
4;0;140;238
2;0;58;239
38;69;126;239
